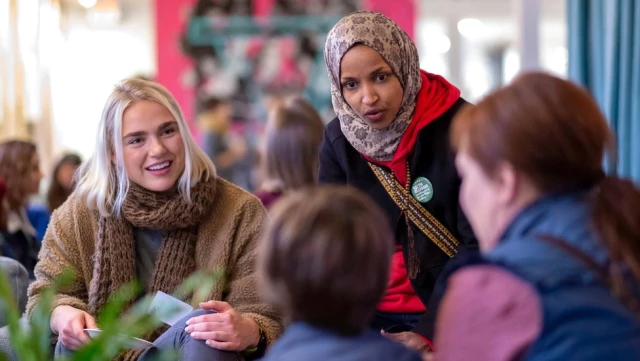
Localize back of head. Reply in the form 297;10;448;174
451;71;640;310
258;186;393;335
75;78;215;217
0;140;37;210
452;71;610;191
262;97;324;191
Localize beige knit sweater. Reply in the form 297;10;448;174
27;178;282;346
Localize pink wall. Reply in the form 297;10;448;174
155;0;197;128
154;0;416;130
365;0;416;39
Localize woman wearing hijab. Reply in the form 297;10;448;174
319;11;478;355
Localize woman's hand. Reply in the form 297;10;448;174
185;301;260;351
382;330;432;358
422;351;434;361
50;305;97;350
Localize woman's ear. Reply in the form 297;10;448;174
494;162;540;211
494;162;519;207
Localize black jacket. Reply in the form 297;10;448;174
318;98;478;340
1;230;39;279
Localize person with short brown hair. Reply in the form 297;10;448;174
255;96;324;208
258;186;421;361
435;72;640;360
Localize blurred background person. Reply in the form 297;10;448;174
0;140;43;279
47;153;82;212
436;72;640;360
255;96;324;209
26;153;83;245
0;178;11;257
197;97;248;184
0;177;30;327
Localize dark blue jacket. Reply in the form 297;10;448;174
260;323;421;361
484;191;640;360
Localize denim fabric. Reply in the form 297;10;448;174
0;317;32;361
139;309;239;361
0;257;29;327
371;311;422;334
54;309;240;361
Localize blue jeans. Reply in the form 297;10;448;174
0;257;29;327
371;311;423;333
55;310;239;361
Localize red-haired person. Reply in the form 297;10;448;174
436;72;640;360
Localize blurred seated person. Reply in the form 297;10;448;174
197;97;247;183
258;186;421;361
255;97;324;209
0;177;29;325
47;153;82;212
0;140;42;279
0;177;14;258
27;153;83;244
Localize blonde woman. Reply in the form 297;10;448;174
27;79;281;360
255;97;324;208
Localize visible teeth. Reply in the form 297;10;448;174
148;162;169;171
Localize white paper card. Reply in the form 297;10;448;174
149;291;194;326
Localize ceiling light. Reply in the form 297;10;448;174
457;18;484;39
431;34;451;54
78;0;98;9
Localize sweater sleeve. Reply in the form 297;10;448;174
26;204;90;320
318;125;347;184
434;265;542;361
225;198;283;346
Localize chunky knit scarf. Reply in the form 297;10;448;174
88;177;216;360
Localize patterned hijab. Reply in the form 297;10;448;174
324;11;422;161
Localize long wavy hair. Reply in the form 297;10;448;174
0;140;38;211
47;153;82;212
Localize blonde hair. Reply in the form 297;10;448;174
75;78;216;217
262;97;324;191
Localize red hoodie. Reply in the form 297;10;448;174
366;70;460;314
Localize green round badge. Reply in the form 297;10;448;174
411;177;433;203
